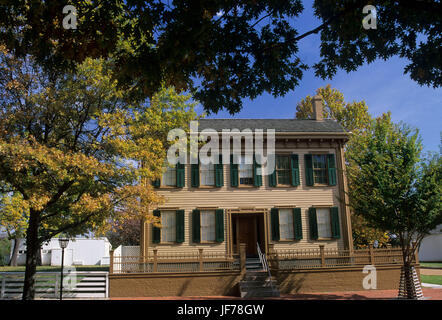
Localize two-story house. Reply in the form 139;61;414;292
139;96;353;259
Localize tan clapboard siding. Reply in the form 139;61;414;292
149;149;345;253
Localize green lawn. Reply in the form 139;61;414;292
421;275;442;285
0;265;109;272
420;262;442;268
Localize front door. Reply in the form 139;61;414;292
238;216;257;255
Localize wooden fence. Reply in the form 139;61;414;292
268;246;412;270
0;271;108;299
111;249;240;274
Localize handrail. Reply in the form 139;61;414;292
257;242;274;292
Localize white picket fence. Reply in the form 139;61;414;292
0;271;108;299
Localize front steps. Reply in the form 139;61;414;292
240;257;280;298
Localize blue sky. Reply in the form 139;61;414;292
204;2;441;153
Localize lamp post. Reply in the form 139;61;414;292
58;237;69;300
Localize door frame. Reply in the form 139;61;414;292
226;208;269;256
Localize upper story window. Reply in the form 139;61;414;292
276;155;291;185
239;155;254;185
304;154;336;186
200;163;215;186
312;155;328;184
162;166;177;187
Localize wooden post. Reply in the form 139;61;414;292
1;277;5;298
369;246;375;265
153;249;158;272
240;243;247;275
54;274;59;298
319;245;325;267
199;248;204;272
109;250;114;274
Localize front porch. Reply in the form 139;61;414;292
108;244;417;297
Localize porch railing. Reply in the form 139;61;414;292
267;246;410;271
111;249;240;274
257;242;274;292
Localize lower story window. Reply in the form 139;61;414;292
200;210;216;242
161;210;176;242
316;208;332;238
279;208;294;240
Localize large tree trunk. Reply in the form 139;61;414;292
8;237;21;266
22;210;40;300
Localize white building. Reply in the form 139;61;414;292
419;224;442;262
12;237;111;266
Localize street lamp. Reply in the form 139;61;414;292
58;237;69;300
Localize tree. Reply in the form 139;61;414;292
106;217;142;249
351;214;390;249
296;85;393;247
0;192;29;265
0;46;198;299
347;119;442;299
1;1;440;114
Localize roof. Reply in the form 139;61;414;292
196;119;348;133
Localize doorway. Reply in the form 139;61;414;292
232;213;265;256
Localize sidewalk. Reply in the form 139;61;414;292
112;288;442;300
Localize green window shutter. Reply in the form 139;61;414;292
176;210;185;243
215;155;224;187
327;154;337;186
152;178;161;188
270;208;280;241
215;209;224;242
191;159;200;188
304;154;314;186
293;208;303;240
192;209;201;243
330;207;341;239
253;155;262;187
308;207;318;240
152;210;161;243
230;154;239;187
290;154;300;186
176;162;185;188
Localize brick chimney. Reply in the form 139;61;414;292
312;94;323;121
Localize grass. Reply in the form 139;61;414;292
0;265;109;272
420;262;442;268
421;275;442;285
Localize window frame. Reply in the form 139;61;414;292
315;207;333;239
200;210;217;243
238;154;254;186
275;155;292;186
160;165;177;187
312;154;329;186
199;162;216;187
278;208;295;240
159;210;177;243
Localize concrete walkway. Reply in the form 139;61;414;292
111;288;442;300
420;268;442;276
